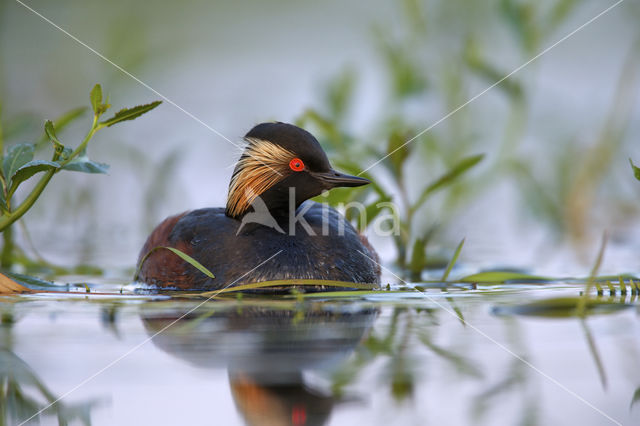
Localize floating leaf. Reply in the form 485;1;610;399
10;160;60;192
492;297;630;318
2;271;61;290
2;143;35;183
62;155;109;174
0;272;33;295
199;279;378;297
99;101;162;127
460;271;551;284
630;158;640;181
90;84;103;115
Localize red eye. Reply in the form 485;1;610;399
289;158;305;172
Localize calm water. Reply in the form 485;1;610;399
1;282;639;426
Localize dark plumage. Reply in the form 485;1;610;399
137;122;380;291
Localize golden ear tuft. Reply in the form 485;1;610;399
226;138;295;217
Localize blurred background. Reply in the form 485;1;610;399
1;0;639;279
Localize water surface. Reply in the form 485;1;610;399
1;282;639;425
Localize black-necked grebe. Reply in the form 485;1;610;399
136;122;380;290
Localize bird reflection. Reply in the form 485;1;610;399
140;301;378;426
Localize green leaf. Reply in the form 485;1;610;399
631;387;640;410
357;195;392;230
9;160;60;193
90;84;103;115
44;120;63;148
99;101;162;127
465;39;524;99
62;155;109;174
59;147;72;161
412;154;484;213
202;279;378;296
459;271;551;284
387;130;410;176
295;109;343;150
38;107;88;146
492;297;630;318
135;246;215;282
548;0;579;32
441;238;465;281
630;158;640;181
163;247;215;279
2;143;35;183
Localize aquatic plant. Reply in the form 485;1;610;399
0;84;160;268
631;158;640;181
291;0;640;280
296;73;484;279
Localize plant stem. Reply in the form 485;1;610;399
1;225;14;268
0;116;100;232
0;103;6;212
59;115;99;167
0;175;9;212
0;168;56;232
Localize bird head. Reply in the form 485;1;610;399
226;122;369;218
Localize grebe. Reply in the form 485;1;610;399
136;122;380;290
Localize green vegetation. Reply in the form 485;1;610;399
0;1;637;288
631;158;640;181
0;2;638;425
296;0;640;279
134;246;216;282
0;84;160;269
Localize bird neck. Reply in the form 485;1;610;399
260;184;308;221
226;183;308;224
